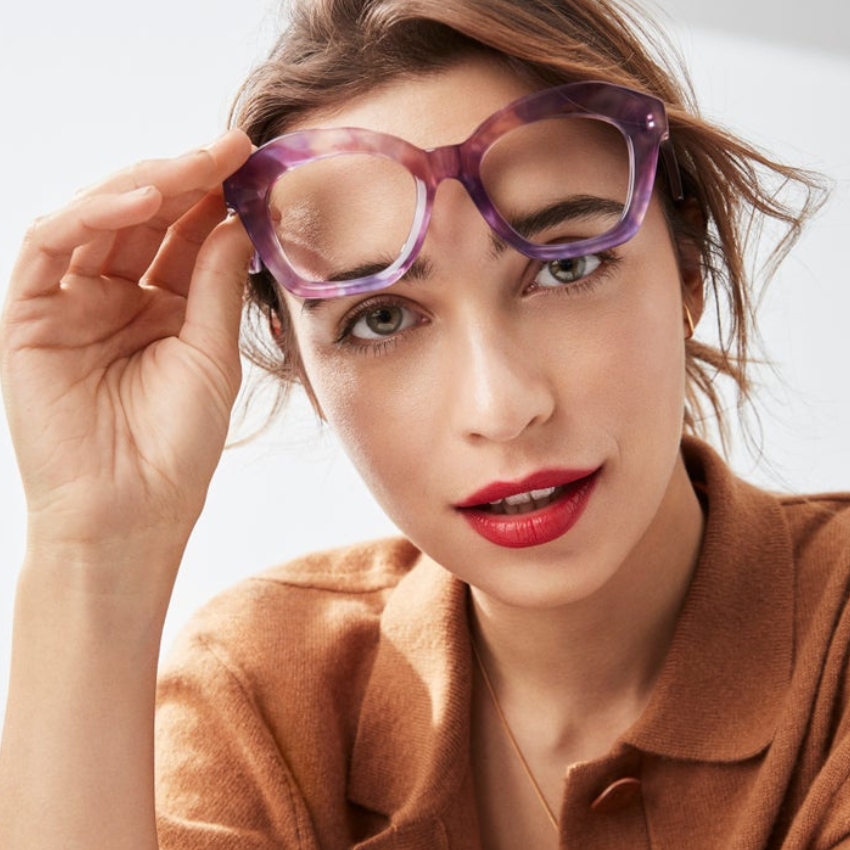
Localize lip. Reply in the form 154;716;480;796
456;467;601;549
456;468;598;508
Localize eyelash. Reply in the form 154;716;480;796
334;296;423;354
527;250;621;296
334;250;622;353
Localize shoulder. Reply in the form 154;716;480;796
155;539;423;846
160;536;423;696
775;491;850;624
193;533;419;615
779;492;850;684
778;490;850;559
684;436;850;572
683;437;850;650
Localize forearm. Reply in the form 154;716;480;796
0;545;182;850
0;128;252;850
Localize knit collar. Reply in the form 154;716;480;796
347;437;794;827
621;438;794;761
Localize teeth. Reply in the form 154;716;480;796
530;487;556;500
489;486;556;508
487;486;561;515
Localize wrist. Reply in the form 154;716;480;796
18;530;188;626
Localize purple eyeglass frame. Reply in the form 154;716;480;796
223;80;683;300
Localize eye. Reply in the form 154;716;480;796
534;253;603;288
347;302;419;341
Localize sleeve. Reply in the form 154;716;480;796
154;631;318;850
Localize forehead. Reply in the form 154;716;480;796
289;57;537;148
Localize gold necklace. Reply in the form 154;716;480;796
470;637;560;833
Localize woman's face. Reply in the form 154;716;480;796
282;59;702;609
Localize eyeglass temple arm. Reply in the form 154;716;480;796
661;139;685;202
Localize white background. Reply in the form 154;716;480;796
1;1;849;721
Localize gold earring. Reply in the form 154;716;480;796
683;304;695;340
269;307;283;339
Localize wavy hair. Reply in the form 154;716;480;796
229;0;827;444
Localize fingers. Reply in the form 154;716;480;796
94;190;218;288
142;191;232;297
7;130;252;303
72;130;253;287
85;129;251;201
10;186;164;300
180;215;255;369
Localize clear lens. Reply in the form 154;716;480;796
479;116;632;247
268;153;419;283
265;116;633;288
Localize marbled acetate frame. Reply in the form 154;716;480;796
223;81;683;299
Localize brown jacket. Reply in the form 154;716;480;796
155;439;850;848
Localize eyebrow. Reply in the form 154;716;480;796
301;255;435;313
300;194;624;312
491;195;625;256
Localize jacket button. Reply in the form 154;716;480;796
590;777;642;813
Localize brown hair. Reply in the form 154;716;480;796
230;0;827;444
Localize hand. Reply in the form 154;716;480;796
0;130;254;579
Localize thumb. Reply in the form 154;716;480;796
181;214;255;370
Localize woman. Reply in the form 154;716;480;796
0;0;847;848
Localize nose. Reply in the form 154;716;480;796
449;316;556;444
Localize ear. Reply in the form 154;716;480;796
268;306;327;422
674;199;706;332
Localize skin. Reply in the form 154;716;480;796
284;58;706;848
0;130;254;850
0;57;705;850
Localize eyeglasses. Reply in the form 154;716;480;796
223;80;682;300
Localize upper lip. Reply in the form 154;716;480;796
455;467;600;509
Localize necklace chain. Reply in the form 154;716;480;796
470;637;560;834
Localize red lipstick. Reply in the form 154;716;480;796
456;467;601;548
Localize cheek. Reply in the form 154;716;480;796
606;265;687;432
559;263;686;435
297;342;442;506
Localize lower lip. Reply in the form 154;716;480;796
458;470;600;549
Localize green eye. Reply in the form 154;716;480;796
349;302;418;341
367;306;404;335
537;254;602;287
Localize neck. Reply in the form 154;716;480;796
469;452;704;756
